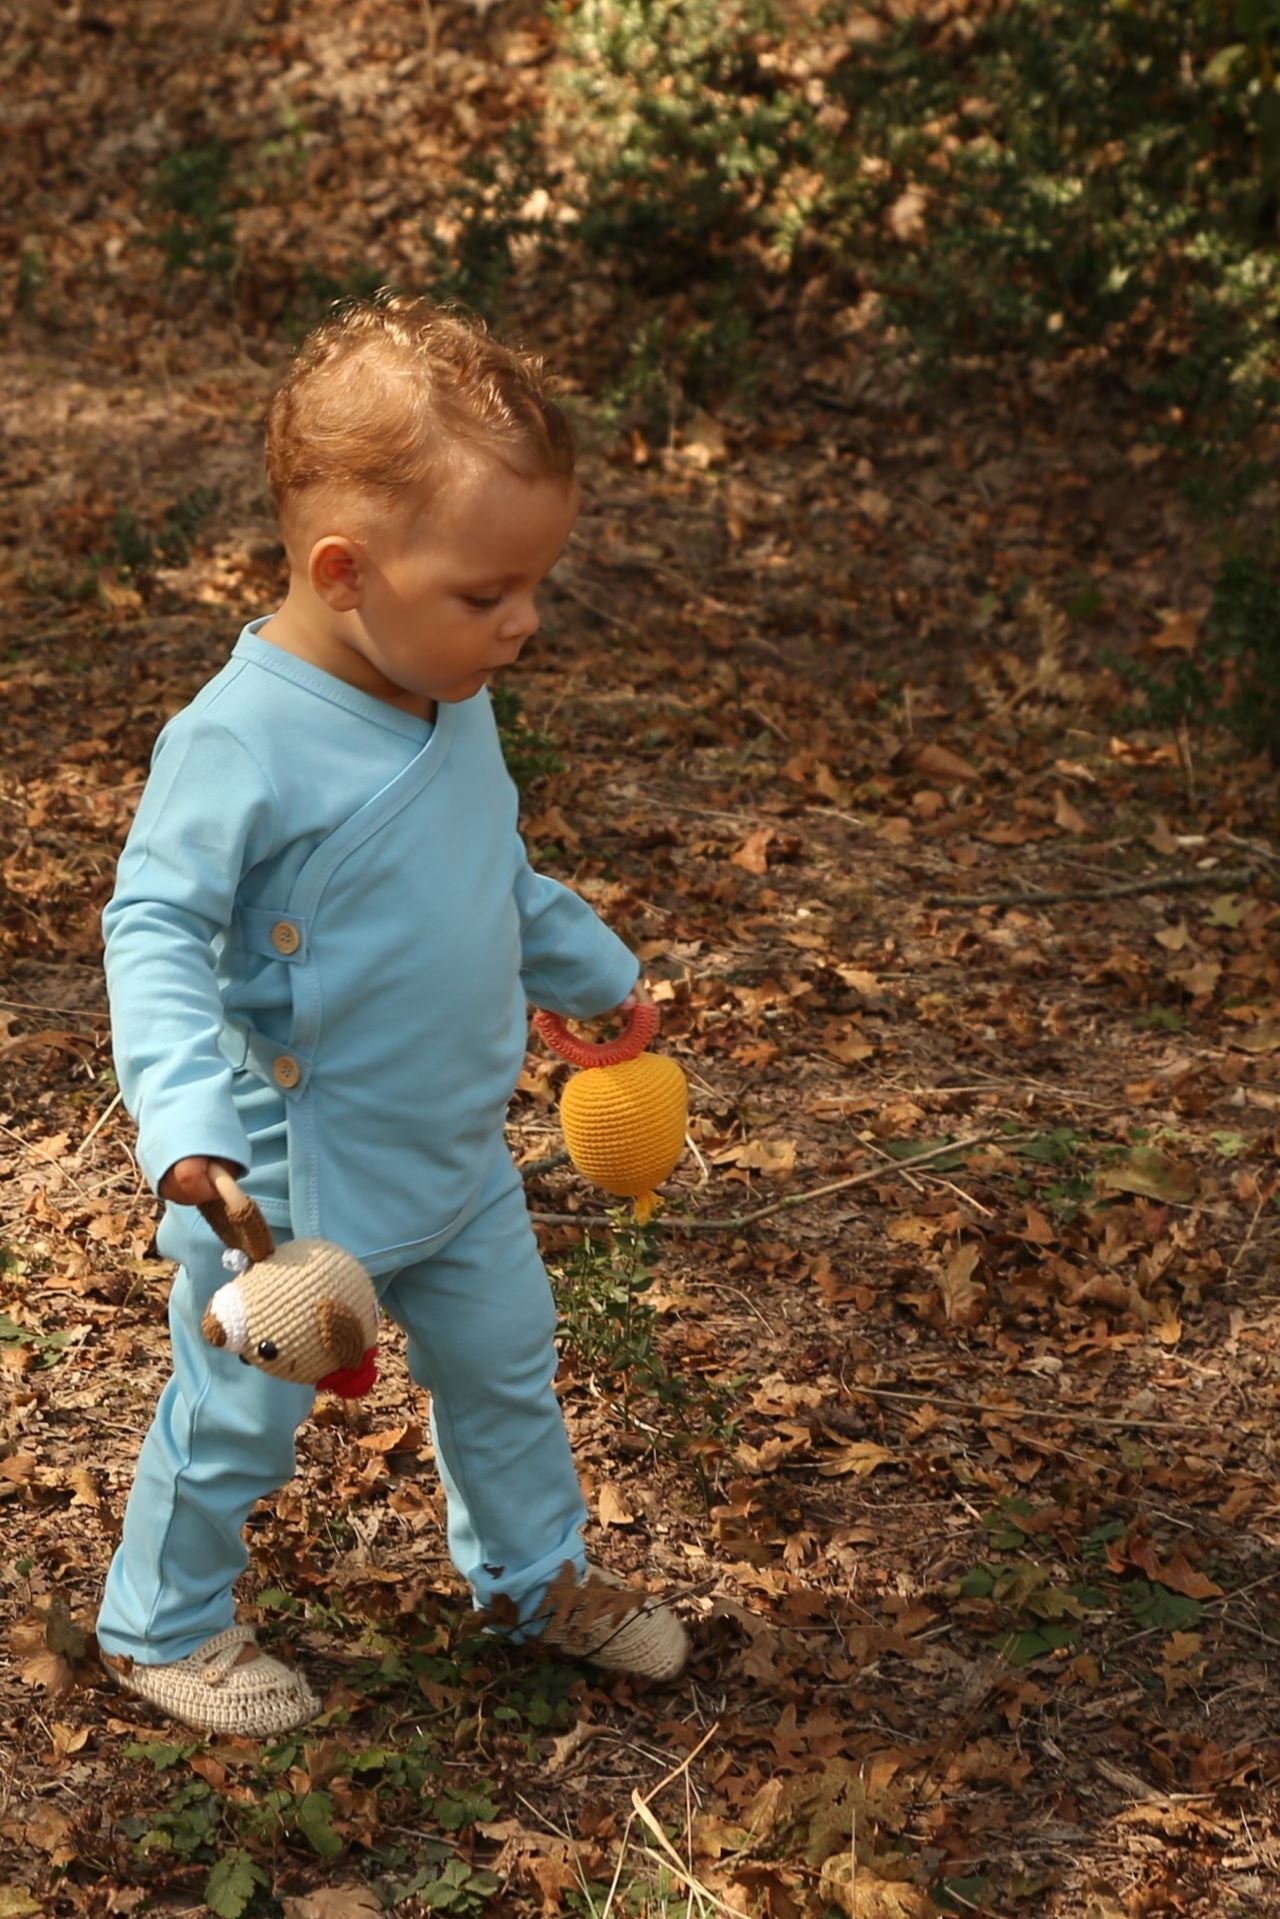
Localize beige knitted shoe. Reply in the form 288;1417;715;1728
538;1561;688;1681
104;1625;320;1737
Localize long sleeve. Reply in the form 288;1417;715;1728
103;719;280;1193
514;840;639;1018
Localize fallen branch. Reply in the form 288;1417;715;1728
519;1148;571;1179
529;1132;1003;1233
925;866;1258;909
855;1382;1220;1434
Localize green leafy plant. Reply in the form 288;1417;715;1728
15;243;44;313
396;1857;500;1914
1118;1579;1204;1631
0;1310;73;1369
551;1218;736;1478
552;0;807;284
425;124;552;314
1133;550;1280;760
123;1778;222;1858
149;141;243;282
204;1850;269;1919
284;262;388;341
492;682;564;789
103;487;221;582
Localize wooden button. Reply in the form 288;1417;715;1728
271;920;300;956
272;1055;301;1090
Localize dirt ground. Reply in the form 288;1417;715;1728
2;5;1279;1917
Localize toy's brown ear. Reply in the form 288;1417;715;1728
317;1299;365;1369
201;1308;228;1348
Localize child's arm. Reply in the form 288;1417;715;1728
513;840;640;1020
104;719;279;1197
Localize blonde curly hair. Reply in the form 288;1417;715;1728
265;293;575;540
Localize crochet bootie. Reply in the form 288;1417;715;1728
537;1561;688;1681
103;1624;320;1737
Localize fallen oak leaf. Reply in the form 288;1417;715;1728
836;967;884;996
715;1137;797;1176
731;826;773;874
282;1892;383;1919
810;1253;862;1305
1157;1552;1224;1601
0;1029;96;1064
1229;1018;1280;1054
818;1854;931;1917
910;741;977;785
1053;788;1092;835
816;1441;897;1479
64;1466;102;1508
1097;1147;1199;1204
597;1483;635;1528
9;1595;90;1698
936;1242;986;1325
0;1892;43;1919
813;761;853;806
1167;956;1222;998
547;1719;599;1773
28;1133;70;1162
1114;1532;1223;1599
354;1422;424;1454
13;1805;78;1869
1149;610;1200;653
47;1721;91;1761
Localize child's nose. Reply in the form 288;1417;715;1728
501;596;539;645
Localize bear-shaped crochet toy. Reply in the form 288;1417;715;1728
532;1001;687;1219
198;1171;379;1397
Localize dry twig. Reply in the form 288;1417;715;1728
925;866;1258;909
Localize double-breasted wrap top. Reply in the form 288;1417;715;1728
103;623;639;1274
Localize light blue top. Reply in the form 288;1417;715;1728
103;621;639;1273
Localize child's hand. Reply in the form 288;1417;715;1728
618;980;653;1011
159;1156;242;1205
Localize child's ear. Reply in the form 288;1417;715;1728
309;536;362;611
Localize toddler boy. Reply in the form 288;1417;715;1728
97;296;687;1735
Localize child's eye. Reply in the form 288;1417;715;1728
463;594;502;611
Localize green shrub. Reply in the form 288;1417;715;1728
149;141;243;281
551;0;812;285
825;0;1280;428
424;124;553;314
1136;550;1280;759
421;0;1280;446
105;488;221;579
492;683;563;789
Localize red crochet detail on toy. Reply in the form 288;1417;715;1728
317;1347;378;1398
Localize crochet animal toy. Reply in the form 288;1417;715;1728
532;1001;687;1220
198;1171;379;1398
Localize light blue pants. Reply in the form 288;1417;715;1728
97;1150;588;1664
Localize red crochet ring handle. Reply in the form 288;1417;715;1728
533;1000;659;1068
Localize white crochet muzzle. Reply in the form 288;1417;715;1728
205;1281;250;1356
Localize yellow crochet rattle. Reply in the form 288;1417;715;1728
532;1001;687;1221
198;1170;380;1398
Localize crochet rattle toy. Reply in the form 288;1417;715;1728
199;1170;379;1398
532;1001;687;1220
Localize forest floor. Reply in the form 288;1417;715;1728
2;5;1279;1918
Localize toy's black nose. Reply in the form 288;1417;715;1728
238;1354;250;1366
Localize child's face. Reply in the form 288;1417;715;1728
351;455;579;710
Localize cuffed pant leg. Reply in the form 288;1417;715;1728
97;1217;314;1664
380;1152;587;1630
